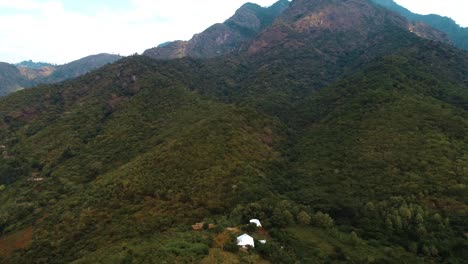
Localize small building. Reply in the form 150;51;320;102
249;219;262;227
237;233;255;248
259;240;267;244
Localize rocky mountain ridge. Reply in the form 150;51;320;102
143;0;291;59
144;0;448;61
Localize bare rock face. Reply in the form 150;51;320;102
408;22;449;43
226;3;264;32
18;66;55;80
144;41;188;60
143;0;290;60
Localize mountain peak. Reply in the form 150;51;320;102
279;0;404;30
247;0;448;54
144;0;448;60
143;0;289;60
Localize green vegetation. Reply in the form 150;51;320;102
0;5;467;263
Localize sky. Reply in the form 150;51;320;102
0;0;466;64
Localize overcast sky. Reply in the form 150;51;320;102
0;0;466;64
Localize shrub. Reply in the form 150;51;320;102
297;211;311;225
311;211;334;228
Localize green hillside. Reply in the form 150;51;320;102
287;51;468;260
0;56;289;263
0;0;467;263
0;44;466;263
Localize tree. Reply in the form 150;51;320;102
242;223;258;233
297;211;311;225
271;208;294;227
349;231;361;246
214;231;231;249
311;212;334;228
224;234;239;253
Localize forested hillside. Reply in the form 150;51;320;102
0;0;466;263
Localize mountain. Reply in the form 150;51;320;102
248;0;448;54
371;0;468;50
39;53;123;83
16;66;55;81
15;61;54;69
0;0;467;263
143;0;290;59
0;54;122;96
0;63;31;96
145;0;447;62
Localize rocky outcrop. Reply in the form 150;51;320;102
143;0;290;59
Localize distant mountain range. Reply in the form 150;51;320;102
371;0;468;50
0;53;122;96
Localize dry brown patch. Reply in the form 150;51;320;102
0;226;33;257
213;231;232;249
18;66;55;80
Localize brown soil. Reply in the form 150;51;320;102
0;226;33;257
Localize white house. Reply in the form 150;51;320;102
249;219;262;227
237;233;255;248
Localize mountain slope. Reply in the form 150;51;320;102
39;53;122;83
284;46;468;261
0;56;287;263
0;0;467;263
371;0;468;50
176;0;448;120
0;54;122;96
143;0;290;59
0;63;31;96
